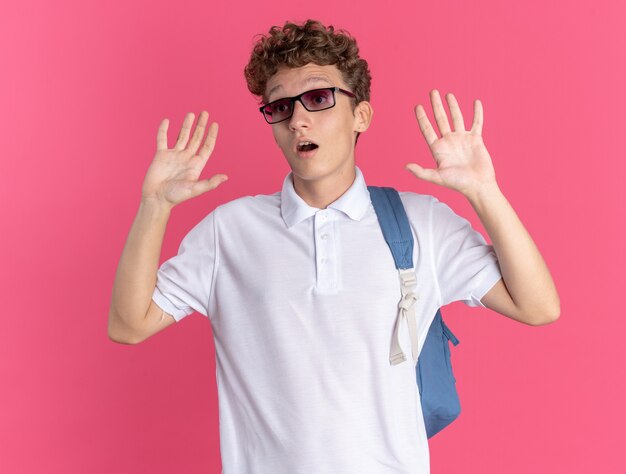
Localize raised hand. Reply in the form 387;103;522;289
141;111;227;208
405;90;496;198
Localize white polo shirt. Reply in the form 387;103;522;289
152;166;502;474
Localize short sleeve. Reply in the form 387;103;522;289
151;212;217;322
429;197;502;308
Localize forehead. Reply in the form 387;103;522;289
266;63;344;101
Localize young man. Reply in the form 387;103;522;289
108;19;559;474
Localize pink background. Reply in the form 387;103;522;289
2;0;625;472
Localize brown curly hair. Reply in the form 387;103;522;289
244;19;372;145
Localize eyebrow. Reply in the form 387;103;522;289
267;76;333;102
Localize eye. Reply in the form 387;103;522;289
311;93;328;104
270;99;291;114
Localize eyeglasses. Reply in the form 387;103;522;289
259;87;357;124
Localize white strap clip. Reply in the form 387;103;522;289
390;269;420;366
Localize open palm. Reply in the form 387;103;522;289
142;111;227;207
406;90;496;198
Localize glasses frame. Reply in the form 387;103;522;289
259;87;357;124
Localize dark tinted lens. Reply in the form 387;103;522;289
264;99;292;123
302;89;334;110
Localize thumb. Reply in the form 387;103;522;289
404;163;442;186
190;174;228;198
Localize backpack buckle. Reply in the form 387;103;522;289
389;269;420;366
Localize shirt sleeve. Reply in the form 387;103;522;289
429;196;502;308
151;211;217;322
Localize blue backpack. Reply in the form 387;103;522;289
368;186;461;438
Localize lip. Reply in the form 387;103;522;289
296;146;319;159
293;137;319;153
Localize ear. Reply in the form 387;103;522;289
353;101;373;133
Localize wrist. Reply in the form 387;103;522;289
139;195;174;216
465;180;503;209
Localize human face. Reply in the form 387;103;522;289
264;63;372;194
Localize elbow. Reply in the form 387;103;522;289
545;296;561;324
107;325;136;344
108;310;143;345
547;304;561;324
531;312;559;327
108;330;141;345
528;301;561;327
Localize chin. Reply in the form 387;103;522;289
284;149;354;182
292;160;330;176
290;167;328;182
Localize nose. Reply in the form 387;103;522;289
288;100;311;130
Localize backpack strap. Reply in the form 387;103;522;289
441;319;460;346
367;186;420;366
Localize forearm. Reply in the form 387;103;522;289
108;198;172;340
466;182;560;322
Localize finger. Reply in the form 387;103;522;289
186;111;209;156
445;93;465;132
414;105;438;147
404;163;444;186
471;99;483;135
190;174;228;198
174;112;195;151
197;122;219;162
157;118;169;151
430;89;451;136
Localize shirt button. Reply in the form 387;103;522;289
321;234;328;240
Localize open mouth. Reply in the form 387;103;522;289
297;142;319;152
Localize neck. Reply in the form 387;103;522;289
292;166;357;209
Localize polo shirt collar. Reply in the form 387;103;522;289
281;166;371;228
